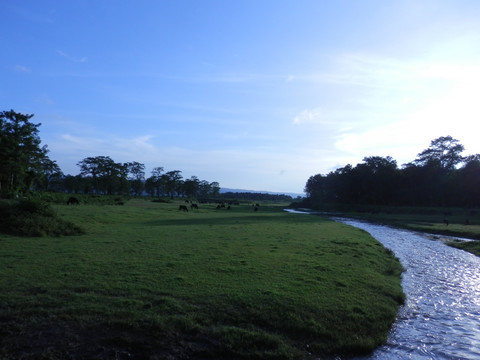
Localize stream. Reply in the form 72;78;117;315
286;210;480;358
336;219;480;359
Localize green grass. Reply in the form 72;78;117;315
0;199;404;359
447;241;480;256
319;205;480;257
0;199;84;237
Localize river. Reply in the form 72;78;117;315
335;219;480;359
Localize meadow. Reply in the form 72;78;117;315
0;198;404;359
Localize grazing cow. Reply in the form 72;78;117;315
254;206;259;212
67;196;79;205
191;203;198;210
178;205;189;212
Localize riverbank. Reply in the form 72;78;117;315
336;218;480;359
0;199;404;359
294;204;480;256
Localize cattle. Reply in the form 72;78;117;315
67;196;79;205
190;203;198;210
178;205;189;212
254;206;259;212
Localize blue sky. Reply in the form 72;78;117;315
3;1;480;194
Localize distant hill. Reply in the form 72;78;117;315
220;188;304;199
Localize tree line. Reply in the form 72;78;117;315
304;136;480;208
0;110;220;199
221;192;293;202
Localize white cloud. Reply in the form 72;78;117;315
333;66;480;166
14;65;31;72
296;43;480;168
51;134;158;171
56;50;87;63
293;108;323;125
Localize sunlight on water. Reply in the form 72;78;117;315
335;219;480;359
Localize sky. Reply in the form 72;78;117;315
3;0;480;194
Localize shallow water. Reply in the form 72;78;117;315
335;219;480;360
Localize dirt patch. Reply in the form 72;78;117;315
0;319;225;360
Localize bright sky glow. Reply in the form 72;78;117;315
3;0;480;194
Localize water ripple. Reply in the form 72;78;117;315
336;219;480;359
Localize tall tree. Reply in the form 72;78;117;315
197;180;212;199
457;155;480;207
163;170;183;198
146;167;164;197
35;158;63;192
126;161;145;196
305;174;325;203
210;181;220;198
0;110;50;196
414;136;465;170
183;176;200;198
77;156;126;194
359;156;398;205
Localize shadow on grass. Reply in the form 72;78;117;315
143;213;326;227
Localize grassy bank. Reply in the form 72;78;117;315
0;199;404;359
306;204;480;256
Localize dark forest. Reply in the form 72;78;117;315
304;136;480;209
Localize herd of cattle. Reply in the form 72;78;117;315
66;196;260;212
178;200;260;212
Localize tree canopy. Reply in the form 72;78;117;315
0;110;221;199
305;136;480;208
0;110;52;197
412;135;465;169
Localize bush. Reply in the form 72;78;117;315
152;198;170;203
0;199;84;237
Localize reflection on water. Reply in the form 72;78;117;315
335;219;480;360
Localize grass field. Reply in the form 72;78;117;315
0;199;404;359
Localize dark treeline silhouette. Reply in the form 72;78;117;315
0;110;220;199
221;192;293;202
59;160;221;199
304;136;480;209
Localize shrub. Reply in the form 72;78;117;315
0;199;84;237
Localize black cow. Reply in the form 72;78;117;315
178;205;189;212
190;203;198;210
67;197;79;205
